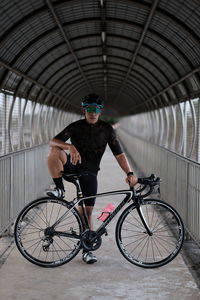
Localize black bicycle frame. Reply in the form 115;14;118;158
50;188;151;240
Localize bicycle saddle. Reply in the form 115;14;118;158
61;171;83;182
61;171;95;183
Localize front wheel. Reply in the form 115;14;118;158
115;199;184;268
14;197;83;267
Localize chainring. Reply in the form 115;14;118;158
81;230;102;251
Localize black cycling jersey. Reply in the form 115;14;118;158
54;119;123;174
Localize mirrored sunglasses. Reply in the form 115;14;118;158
85;106;102;113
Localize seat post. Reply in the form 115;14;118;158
73;177;83;198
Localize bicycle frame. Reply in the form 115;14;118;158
49;188;152;240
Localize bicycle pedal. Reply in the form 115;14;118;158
104;229;108;236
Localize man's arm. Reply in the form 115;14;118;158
49;138;81;165
49;138;71;150
115;153;138;186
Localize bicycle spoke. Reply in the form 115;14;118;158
124;234;147;248
152;239;165;258
53;239;68;257
24;213;44;231
25;238;42;252
40;203;50;226
128;236;148;255
22;236;42;244
145;236;150;262
32;207;48;226
122;233;146;239
153;234;176;248
122;228;145;233
30;240;43;257
20;223;42;231
129;211;144;227
150;237;156;262
48;202;55;226
124;218;144;231
20;230;41;236
55;204;63;225
151;236;163;260
45;247;49;262
57;236;75;250
136;235;150;260
149;205;155;229
36;242;45;260
151;212;172;232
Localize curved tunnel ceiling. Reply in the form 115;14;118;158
0;0;200;117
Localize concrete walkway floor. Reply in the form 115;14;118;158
0;148;200;300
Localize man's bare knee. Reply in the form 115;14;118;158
48;147;64;159
48;146;67;165
49;146;62;155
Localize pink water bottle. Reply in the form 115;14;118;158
97;203;115;222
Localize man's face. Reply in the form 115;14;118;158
85;110;101;124
84;104;102;124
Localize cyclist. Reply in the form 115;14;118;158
46;93;138;263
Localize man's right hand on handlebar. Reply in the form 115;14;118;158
126;174;138;187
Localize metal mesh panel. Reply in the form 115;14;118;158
0;91;79;157
31;102;41;145
188;98;200;161
10;97;20;151
22;99;32;148
0;157;11;233
120;97;200;163
174;104;183;153
0;93;4;154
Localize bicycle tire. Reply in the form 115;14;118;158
14;197;83;267
115;199;184;268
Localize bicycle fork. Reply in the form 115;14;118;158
135;201;153;236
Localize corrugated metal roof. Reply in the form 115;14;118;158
0;0;200;116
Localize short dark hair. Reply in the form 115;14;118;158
81;94;104;106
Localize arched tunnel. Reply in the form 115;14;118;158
1;0;200;291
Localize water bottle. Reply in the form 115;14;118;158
97;203;115;222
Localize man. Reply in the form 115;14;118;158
46;94;138;263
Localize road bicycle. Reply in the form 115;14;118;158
14;173;184;268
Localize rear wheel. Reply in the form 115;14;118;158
116;199;184;268
14;197;83;267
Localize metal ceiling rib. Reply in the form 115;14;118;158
0;58;79;110
0;0;200;116
114;0;160;102
132;64;200;113
45;0;92;93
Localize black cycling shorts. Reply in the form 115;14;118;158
63;154;97;207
